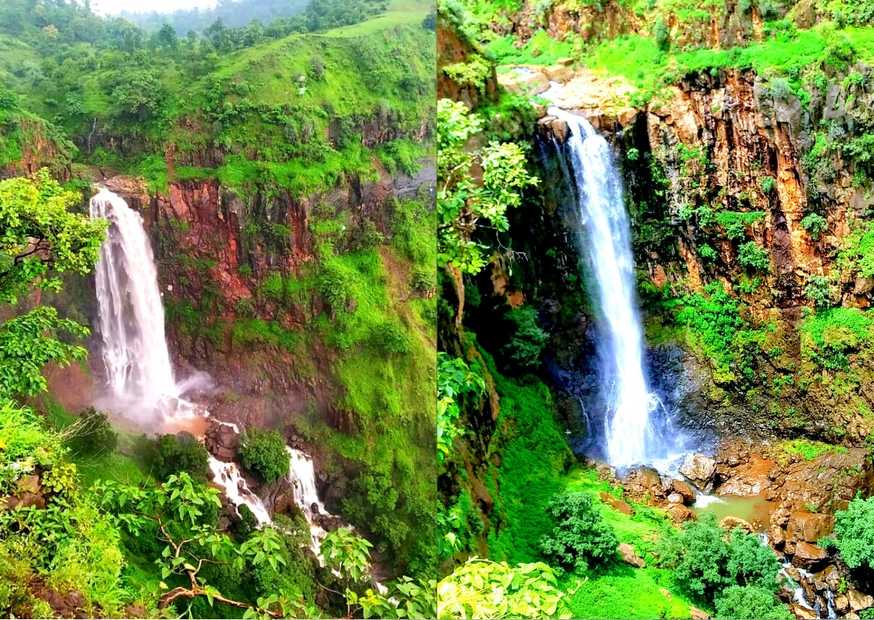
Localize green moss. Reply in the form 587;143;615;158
776;439;848;463
800;307;874;370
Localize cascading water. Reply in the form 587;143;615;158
90;189;177;415
287;448;335;557
549;107;676;468
90;188;266;520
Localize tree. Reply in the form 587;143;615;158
714;585;793;620
95;473;297;617
154;23;179;51
437;99;538;277
0;170;105;401
437;558;564;619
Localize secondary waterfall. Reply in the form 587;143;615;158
90;189;177;415
288;448;333;557
549;107;662;468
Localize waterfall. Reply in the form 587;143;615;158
287;448;333;557
549;107;664;468
90;189;269;522
90;189;177;415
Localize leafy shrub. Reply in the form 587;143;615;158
369;319;411;354
654;17;670;51
801;213;828;240
804;275;833;309
437;354;485;466
655;517;781;604
738;241;770;272
716;211;764;241
498;307;549;372
698;243;717;261
759;176;776;194
437;558;563;619
318;262;355;315
834;496;874;570
146;432;209;481
64;408;118;457
239;428;289;483
539;492;618;572
322;526;373;583
714;585;793;620
801;308;873;370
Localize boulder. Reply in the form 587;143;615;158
667;492;685;505
599;491;634;516
849;589;874;612
836;594;850;614
690;607;709;620
791;604;818;620
720;516;753;533
769;525;786;548
543;64;574;83
679;454;716;490
666;503;695;524
670;479;696;504
812;565;840;592
205;420;240;461
792;542;828;568
618;543;645;568
622;466;665;502
786;511;835;543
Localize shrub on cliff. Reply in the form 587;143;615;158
239;428;289;483
145;432;210;481
835;496;874;571
539;492;617;573
714;586;793;620
498;307;549;373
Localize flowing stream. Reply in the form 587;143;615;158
90;189;333;548
549;108;677;468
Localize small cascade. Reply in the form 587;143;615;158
287;447;335;557
208;457;273;526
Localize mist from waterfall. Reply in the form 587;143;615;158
549;107;675;468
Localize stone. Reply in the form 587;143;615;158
679;454;716;489
786;511;835;543
621;466;665;501
670;479;696;504
848;589;874;612
17;474;40;495
812;565;840;592
690;607;709;620
792;604;817;620
667;492;684;505
666;503;695;524
769;525;786;548
599;491;634;516
720;516;753;532
836;594;850;613
543;64;573;83
618;543;645;568
792;542;828;568
556;57;574;66
497;67;549;96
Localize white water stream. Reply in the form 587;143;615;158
549;108;666;468
90;189;333;549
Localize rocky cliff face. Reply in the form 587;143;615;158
529;58;874;444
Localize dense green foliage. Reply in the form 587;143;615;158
437;559;564;619
655;517;781;604
714;585;793;620
539;492;618;573
145;433;210;481
239;428;289;483
64;409;118;457
835;496;874;570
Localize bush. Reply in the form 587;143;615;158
714;585;793;620
146;432;209;481
369;319;411;354
655;517;781;604
64;408;118;457
239;428;289;483
738;241;770;272
804;275;833;309
834;496;874;570
539;492;618;572
801;213;828;240
499;307;549;372
654;17;670;51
